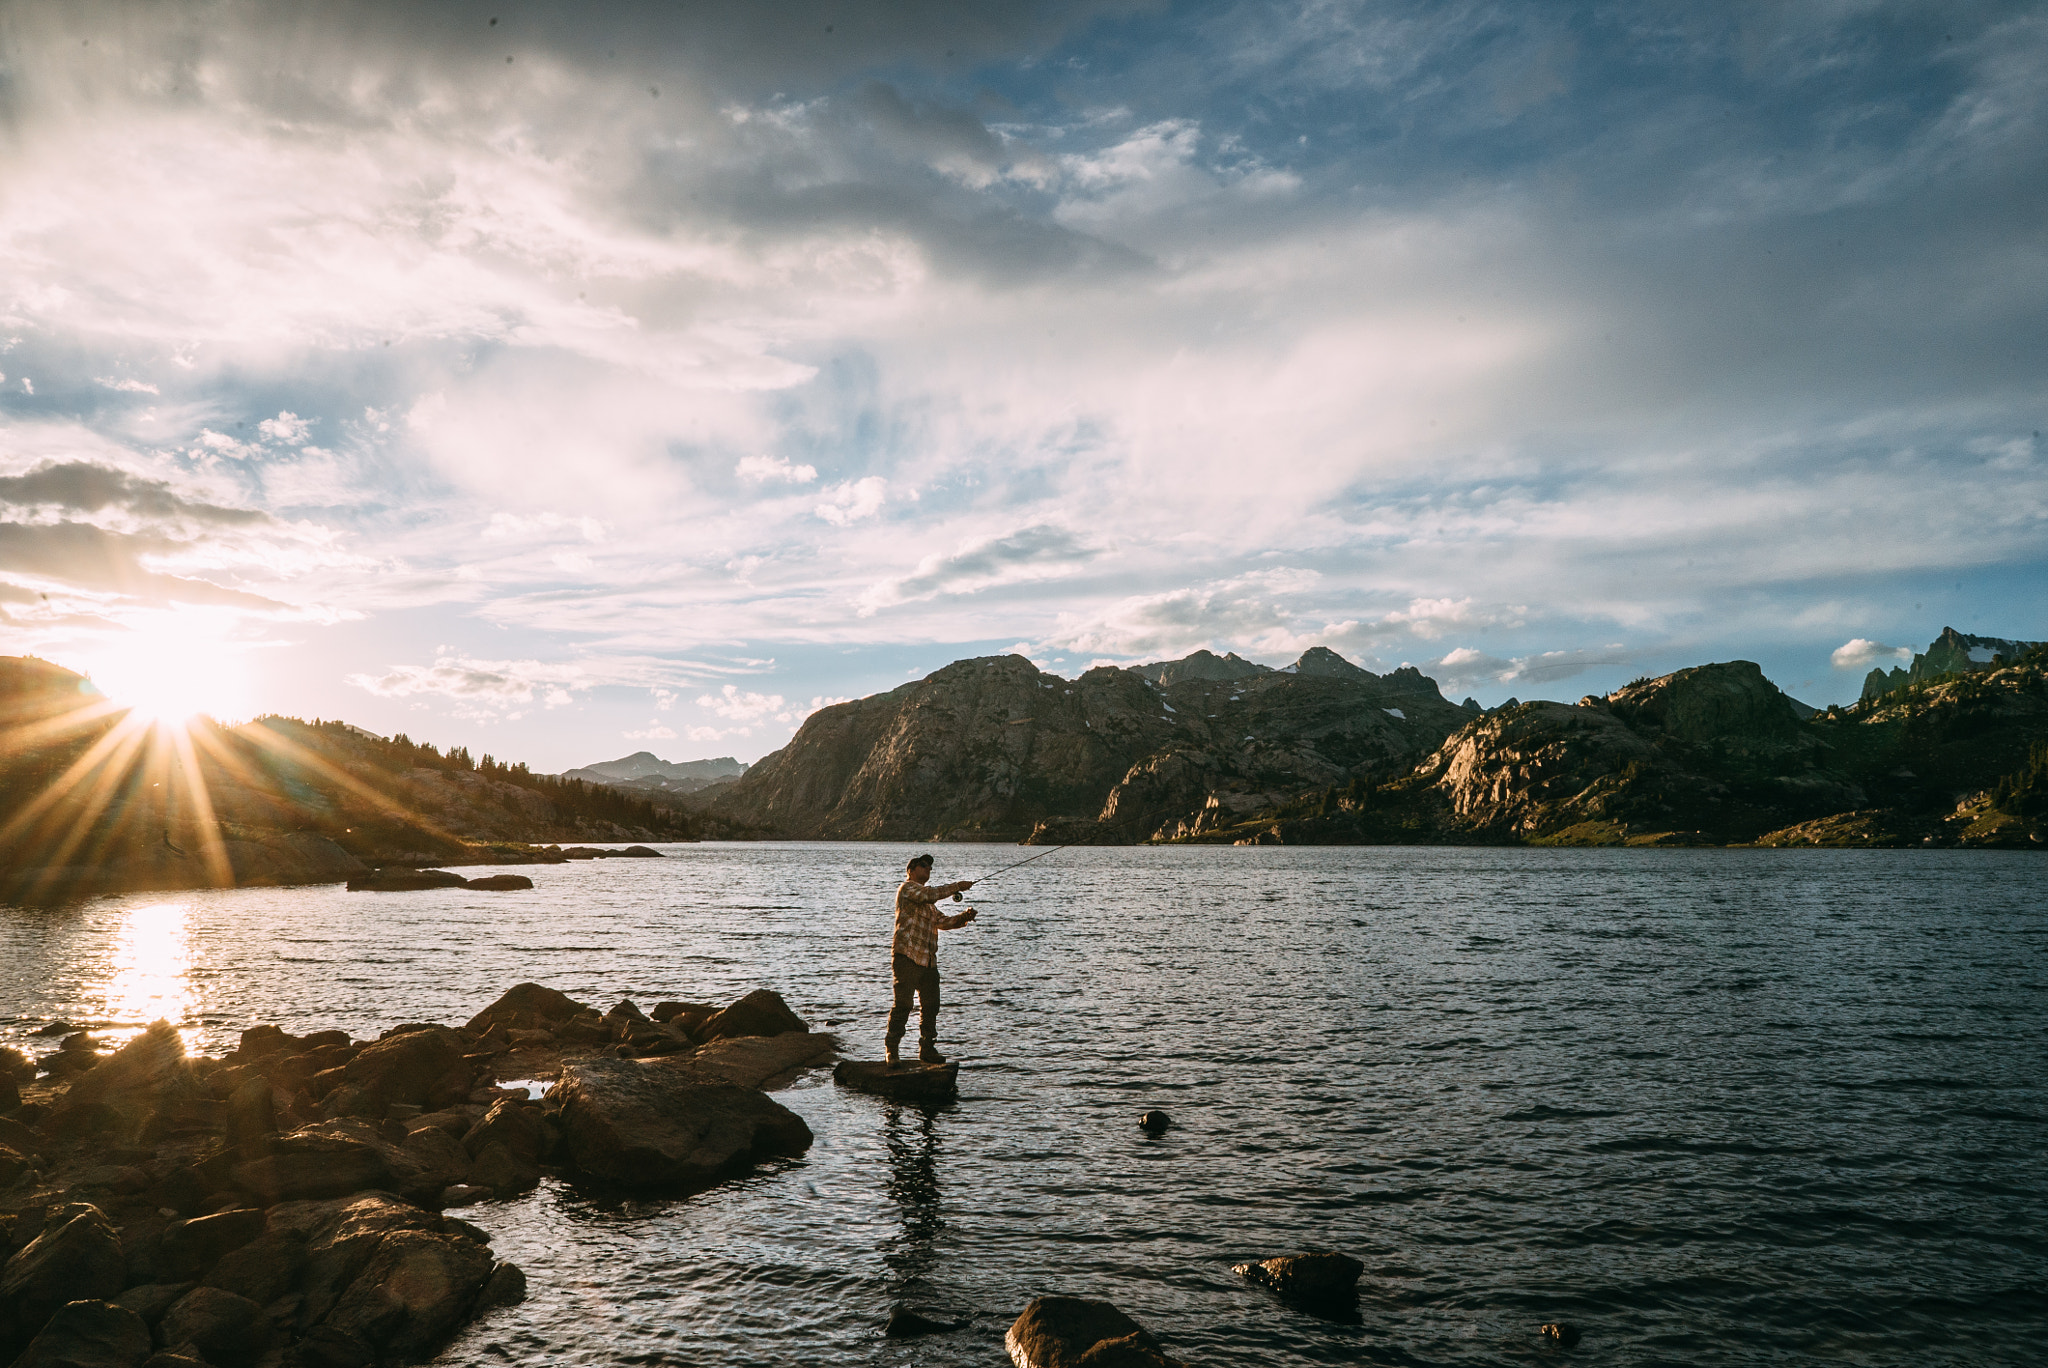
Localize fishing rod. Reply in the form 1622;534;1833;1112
950;841;1072;899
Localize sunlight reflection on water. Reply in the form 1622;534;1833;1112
99;899;197;1043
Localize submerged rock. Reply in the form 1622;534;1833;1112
1233;1250;1363;1318
1541;1322;1582;1347
464;874;533;891
553;1057;812;1189
883;1307;959;1338
1005;1296;1187;1368
345;868;468;892
1138;1110;1172;1134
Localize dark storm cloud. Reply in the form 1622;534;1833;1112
0;462;270;527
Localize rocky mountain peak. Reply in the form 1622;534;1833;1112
1289;646;1374;679
1861;626;2044;702
1604;660;1802;744
1128;649;1271;686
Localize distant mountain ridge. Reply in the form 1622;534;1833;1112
561;752;749;794
1861;626;2045;701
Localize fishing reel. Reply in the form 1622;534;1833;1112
951;891;964;902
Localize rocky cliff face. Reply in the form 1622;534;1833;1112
700;649;1472;841
1197;651;2048;848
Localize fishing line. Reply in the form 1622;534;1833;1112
950;841;1073;901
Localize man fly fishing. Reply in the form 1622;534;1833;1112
887;853;978;1066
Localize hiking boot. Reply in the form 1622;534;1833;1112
918;1047;948;1065
884;1044;901;1067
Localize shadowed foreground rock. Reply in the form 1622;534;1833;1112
1005;1296;1188;1368
0;1204;127;1358
0;982;831;1363
553;1057;813;1188
8;1298;150;1368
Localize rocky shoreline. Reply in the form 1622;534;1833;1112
0;981;832;1367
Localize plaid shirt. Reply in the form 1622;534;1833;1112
893;878;967;967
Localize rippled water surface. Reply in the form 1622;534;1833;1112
5;845;2046;1365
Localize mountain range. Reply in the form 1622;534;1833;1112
4;626;2041;903
560;751;749;794
680;634;2047;850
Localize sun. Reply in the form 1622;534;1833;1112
81;613;254;726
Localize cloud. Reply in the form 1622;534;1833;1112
1430;644;1632;691
859;523;1101;613
624;722;678;740
0;461;269;528
345;654;585;719
1042;569;1322;658
1381;597;1527;640
736;454;818;484
1831;638;1914;670
815;477;887;526
696;684;785;724
95;376;159;394
257;411;311;444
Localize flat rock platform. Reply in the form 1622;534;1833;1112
833;1059;959;1102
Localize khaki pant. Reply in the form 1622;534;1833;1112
885;952;940;1052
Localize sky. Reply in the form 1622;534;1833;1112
0;0;2043;771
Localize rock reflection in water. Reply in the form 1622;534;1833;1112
882;1103;945;1299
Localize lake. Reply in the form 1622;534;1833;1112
3;844;2044;1365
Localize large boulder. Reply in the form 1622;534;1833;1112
257;1120;462;1207
553;1057;812;1189
696;989;808;1042
7;1298;150;1368
46;1022;209;1143
1004;1296;1187;1368
157;1286;264;1366
202;1232;307;1307
459;1100;545;1194
233;1129;392;1205
0;1205;127;1358
259;1195;503;1362
463;983;591;1035
160;1208;266;1280
313;1228;493;1364
341;1027;468;1111
264;1194;450;1332
0;1142;37;1186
